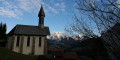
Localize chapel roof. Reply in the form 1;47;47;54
8;25;50;36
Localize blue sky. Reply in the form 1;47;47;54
0;0;75;33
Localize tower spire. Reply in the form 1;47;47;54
38;6;45;28
38;6;45;17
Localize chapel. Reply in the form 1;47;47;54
7;6;50;55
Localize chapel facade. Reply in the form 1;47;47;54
7;6;50;55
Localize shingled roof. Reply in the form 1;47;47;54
8;25;50;36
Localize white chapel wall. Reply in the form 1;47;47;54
34;36;45;55
8;35;46;55
12;35;20;53
7;36;13;50
22;36;33;54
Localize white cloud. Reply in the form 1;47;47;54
17;0;34;12
49;0;53;2
54;2;66;12
0;0;66;18
60;9;65;11
0;1;22;18
0;0;4;1
61;2;66;8
60;2;66;11
46;4;59;13
0;7;22;18
116;0;120;8
17;0;59;13
55;3;60;7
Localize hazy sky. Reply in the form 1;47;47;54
0;0;76;33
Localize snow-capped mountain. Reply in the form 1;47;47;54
47;32;69;41
47;32;83;41
71;34;83;40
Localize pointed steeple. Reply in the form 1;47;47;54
38;6;45;28
38;6;45;17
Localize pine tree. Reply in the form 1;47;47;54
0;23;7;47
3;24;6;39
0;23;6;39
0;23;3;39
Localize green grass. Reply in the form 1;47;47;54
0;47;37;60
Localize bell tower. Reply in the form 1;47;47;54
38;6;45;28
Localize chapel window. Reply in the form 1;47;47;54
39;37;42;46
27;36;30;46
16;36;20;46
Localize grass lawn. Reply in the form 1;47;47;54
0;47;37;60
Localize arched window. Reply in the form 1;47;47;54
27;36;30;46
16;36;20;46
39;37;41;46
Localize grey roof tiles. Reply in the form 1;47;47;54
8;25;50;36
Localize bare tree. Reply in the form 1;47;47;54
65;0;120;59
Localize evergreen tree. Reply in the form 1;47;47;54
0;23;7;47
0;23;3;39
2;24;6;39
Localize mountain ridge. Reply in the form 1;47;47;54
47;32;83;41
